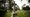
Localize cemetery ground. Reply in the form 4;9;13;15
5;10;29;17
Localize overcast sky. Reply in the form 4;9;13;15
14;0;28;10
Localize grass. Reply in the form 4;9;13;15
5;10;11;17
17;10;27;17
5;10;29;17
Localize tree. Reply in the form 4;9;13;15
9;0;15;10
0;0;7;17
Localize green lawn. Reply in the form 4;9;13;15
5;10;11;17
17;10;29;17
5;10;29;17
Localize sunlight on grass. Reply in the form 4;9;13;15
17;10;27;17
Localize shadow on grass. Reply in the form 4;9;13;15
5;10;11;17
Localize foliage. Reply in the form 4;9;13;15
5;10;11;17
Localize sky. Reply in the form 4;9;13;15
14;0;28;10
